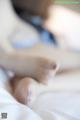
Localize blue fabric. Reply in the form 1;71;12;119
31;17;43;25
12;16;57;49
12;39;39;49
30;17;57;46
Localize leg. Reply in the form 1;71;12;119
13;77;38;106
12;77;56;106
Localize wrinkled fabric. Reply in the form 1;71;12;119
0;68;80;120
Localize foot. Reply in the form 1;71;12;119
13;77;38;106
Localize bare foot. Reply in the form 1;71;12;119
13;77;38;106
35;58;59;84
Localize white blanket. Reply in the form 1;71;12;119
0;68;80;120
0;69;42;120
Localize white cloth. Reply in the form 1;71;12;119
0;69;42;120
32;92;80;120
0;68;80;120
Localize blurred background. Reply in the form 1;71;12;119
0;0;80;52
55;0;80;13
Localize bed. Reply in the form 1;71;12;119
0;5;80;120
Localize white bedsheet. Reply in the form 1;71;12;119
0;69;42;120
0;68;80;120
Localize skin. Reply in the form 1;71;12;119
11;77;38;106
0;49;80;106
0;50;58;84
